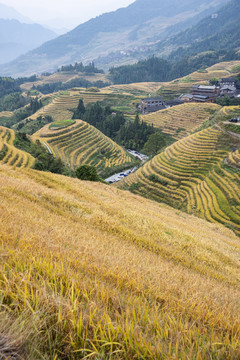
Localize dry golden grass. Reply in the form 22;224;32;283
0;164;239;359
142;103;220;139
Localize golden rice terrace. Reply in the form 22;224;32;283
34;119;134;176
119;127;240;235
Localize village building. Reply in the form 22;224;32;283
218;77;236;87
192;85;220;96
191;85;220;103
139;97;165;114
178;94;193;102
220;85;237;97
192;94;217;103
165;99;184;108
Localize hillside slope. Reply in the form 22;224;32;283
0;0;228;76
142;103;220;139
0;164;239;359
0;126;34;168
119;126;240;235
34;120;135;177
162;0;240;61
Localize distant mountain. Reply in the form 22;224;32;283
162;0;240;60
0;19;57;64
0;2;32;23
0;0;229;77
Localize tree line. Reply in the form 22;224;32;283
109;51;240;84
58;61;104;74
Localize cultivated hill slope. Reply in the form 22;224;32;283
119;126;240;235
0;0;228;76
142;103;220;139
0;126;34;168
14;89;136;135
0;165;239;359
34;120;135;176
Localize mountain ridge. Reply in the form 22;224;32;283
0;0;229;77
0;19;57;64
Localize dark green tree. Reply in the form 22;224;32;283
73;99;86;119
143;131;166;156
75;165;100;181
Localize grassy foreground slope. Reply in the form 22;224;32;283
34;119;135;177
0;126;34;168
0;165;239;359
142;103;220;139
119;127;240;235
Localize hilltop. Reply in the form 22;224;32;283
0;164;239;359
0;0;229;77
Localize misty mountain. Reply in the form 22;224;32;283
163;0;240;60
0;2;32;23
0;19;57;65
109;0;240;84
0;0;229;77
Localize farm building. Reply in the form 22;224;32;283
218;77;236;86
192;85;220;96
139;97;165;114
178;94;193;102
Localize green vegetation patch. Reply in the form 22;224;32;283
223;123;240;134
49;119;75;130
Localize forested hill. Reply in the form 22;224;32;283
0;0;228;77
110;0;240;84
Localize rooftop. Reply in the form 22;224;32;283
142;97;162;102
193;85;217;90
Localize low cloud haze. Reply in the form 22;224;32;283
0;0;135;30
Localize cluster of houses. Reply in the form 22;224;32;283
139;77;240;114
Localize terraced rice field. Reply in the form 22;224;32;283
35;120;134;175
221;105;240;116
142;103;220;139
24;91;115;123
228;149;240;168
179;60;240;82
106;82;163;95
20;72;110;91
119;127;240;234
0;126;34;168
0;111;14;118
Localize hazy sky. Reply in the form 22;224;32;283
1;0;135;30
